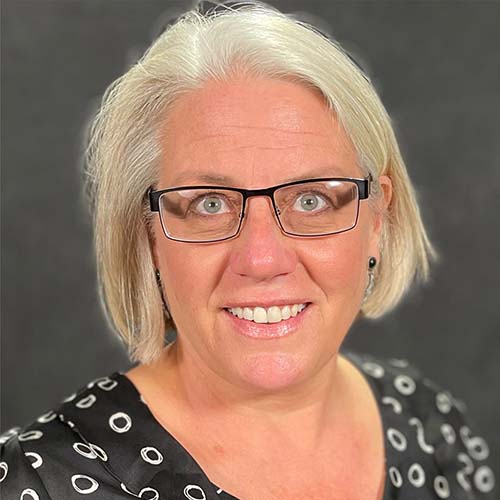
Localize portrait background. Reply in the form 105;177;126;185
2;0;499;473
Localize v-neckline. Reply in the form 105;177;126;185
118;349;392;499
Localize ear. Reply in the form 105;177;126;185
368;174;392;254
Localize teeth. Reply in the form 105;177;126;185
267;306;282;323
226;303;307;324
281;305;291;320
253;307;267;323
243;307;253;320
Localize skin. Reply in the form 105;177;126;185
127;76;392;499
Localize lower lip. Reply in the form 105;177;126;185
222;304;311;340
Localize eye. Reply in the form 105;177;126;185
192;193;231;215
293;192;329;212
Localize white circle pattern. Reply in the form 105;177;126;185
139;486;160;499
0;461;8;482
73;442;97;459
141;446;164;465
361;361;385;378
71;474;99;494
109;412;132;433
73;442;108;461
434;475;450;498
87;377;106;388
184;484;207;500
467;435;490;460
18;430;43;442
388;466;403;488
37;411;57;423
20;489;40;500
408;463;426;488
76;394;97;409
387;428;407;452
440;423;456;444
97;378;118;391
474;465;495;493
394;374;416;395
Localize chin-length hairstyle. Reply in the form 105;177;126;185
85;1;436;364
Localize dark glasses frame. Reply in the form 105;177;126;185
149;175;373;243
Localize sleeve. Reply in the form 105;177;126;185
444;398;496;499
419;375;497;499
1;431;52;500
371;354;496;500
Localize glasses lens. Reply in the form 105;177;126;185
159;188;243;241
275;180;359;235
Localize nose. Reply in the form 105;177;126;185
228;196;298;281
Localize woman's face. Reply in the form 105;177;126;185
153;77;391;391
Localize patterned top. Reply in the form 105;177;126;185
0;350;496;499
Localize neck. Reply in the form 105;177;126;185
153;341;357;452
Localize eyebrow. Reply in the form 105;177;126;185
169;166;350;187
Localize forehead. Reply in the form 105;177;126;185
158;77;360;186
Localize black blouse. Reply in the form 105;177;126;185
1;350;496;499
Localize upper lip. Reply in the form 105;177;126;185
223;300;311;309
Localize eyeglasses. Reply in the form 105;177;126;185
149;175;372;243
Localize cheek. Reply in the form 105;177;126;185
154;229;222;319
158;247;206;314
304;231;368;303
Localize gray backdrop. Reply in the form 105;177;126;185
2;0;499;475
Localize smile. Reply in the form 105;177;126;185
223;303;312;339
225;303;308;324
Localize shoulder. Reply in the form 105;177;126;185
345;349;473;418
0;373;128;499
344;350;496;498
0;416;56;499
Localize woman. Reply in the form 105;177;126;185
1;2;495;499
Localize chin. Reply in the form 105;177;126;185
235;351;308;393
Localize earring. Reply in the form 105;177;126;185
363;257;377;304
155;269;171;319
